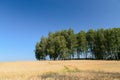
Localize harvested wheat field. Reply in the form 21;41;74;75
0;60;120;80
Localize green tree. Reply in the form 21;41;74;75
39;36;47;60
46;32;56;60
35;36;47;60
54;35;68;60
94;29;106;59
77;30;87;58
35;42;41;60
35;28;120;60
86;29;96;59
108;28;120;60
67;28;77;59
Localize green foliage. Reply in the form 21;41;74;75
35;36;47;60
35;28;120;60
86;29;96;58
67;28;77;59
77;30;87;58
94;29;106;59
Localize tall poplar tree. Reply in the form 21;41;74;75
67;28;77;59
77;30;87;58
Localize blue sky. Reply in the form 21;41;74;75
0;0;120;62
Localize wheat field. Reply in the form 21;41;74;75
0;60;119;80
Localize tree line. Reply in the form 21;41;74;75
35;28;120;60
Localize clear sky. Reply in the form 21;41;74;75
0;0;120;62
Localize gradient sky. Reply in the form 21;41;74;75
0;0;120;62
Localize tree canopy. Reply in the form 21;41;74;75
35;28;120;60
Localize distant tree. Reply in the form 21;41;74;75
108;28;120;60
67;28;77;59
35;28;120;60
39;36;47;60
54;35;68;60
104;29;111;59
46;32;55;60
76;30;87;58
86;29;96;59
35;42;41;60
94;29;106;59
113;28;119;59
35;36;47;60
117;28;120;59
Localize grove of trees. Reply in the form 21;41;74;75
35;28;120;60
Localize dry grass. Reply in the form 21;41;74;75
0;60;119;80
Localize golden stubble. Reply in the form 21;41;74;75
0;60;119;80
